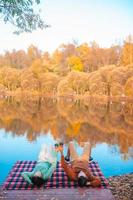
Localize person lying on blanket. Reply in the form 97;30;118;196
59;141;102;187
21;144;60;187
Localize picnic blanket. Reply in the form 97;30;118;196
2;161;109;190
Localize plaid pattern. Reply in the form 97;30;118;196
2;161;109;190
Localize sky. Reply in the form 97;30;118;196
0;0;132;53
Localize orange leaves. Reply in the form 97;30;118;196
66;122;81;137
0;67;20;91
39;72;59;94
121;35;133;66
57;71;89;96
0;38;132;97
27;45;41;62
30;58;45;78
0;97;133;158
124;77;133;96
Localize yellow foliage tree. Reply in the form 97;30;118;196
66;122;81;137
121;35;133;65
67;56;83;71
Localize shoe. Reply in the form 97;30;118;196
55;142;64;147
59;142;63;146
89;156;93;163
65;155;70;163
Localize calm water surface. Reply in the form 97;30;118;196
0;97;133;184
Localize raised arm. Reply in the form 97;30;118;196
61;152;77;181
85;170;102;187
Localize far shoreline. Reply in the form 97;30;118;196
0;91;133;103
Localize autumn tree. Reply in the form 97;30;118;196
121;35;133;65
88;71;107;95
57;71;90;96
30;58;45;78
39;72;60;95
124;76;133;96
101;45;121;66
109;65;133;96
20;68;40;92
51;43;77;75
28;45;42;62
67;56;83;71
0;67;20;90
57;79;75;96
1;50;29;69
42;52;52;72
51;49;65;75
76;43;91;72
0;40;133;98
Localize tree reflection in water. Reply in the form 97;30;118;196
0;96;132;159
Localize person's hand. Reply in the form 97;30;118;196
58;145;63;152
90;177;102;187
86;181;91;186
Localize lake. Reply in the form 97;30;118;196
0;97;133;184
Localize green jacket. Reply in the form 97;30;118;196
21;150;58;184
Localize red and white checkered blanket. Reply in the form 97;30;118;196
2;161;109;190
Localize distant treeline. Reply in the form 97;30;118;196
0;35;133;97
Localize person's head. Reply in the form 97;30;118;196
78;171;88;187
31;176;44;187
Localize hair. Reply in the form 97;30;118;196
31;176;44;187
78;176;88;187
